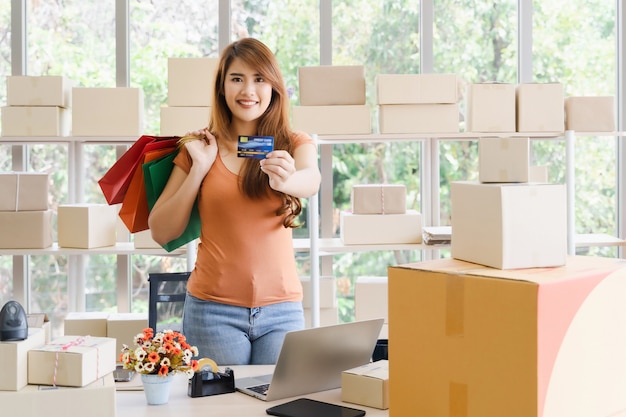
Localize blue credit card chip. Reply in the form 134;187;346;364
237;135;274;159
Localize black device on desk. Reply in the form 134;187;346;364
188;367;236;398
266;398;366;417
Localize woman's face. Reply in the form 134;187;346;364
223;57;273;127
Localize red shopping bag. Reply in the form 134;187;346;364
118;146;177;233
98;136;180;205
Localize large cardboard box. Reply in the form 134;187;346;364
478;137;530;183
378;103;459;134
516;83;564;132
340;210;422;245
466;83;516;132
376;74;458;104
63;312;109;337
292;105;371;135
106;312;148;358
57;204;117;248
72;87;144;136
342;360;389;409
300;275;337;309
451;181;566;269
388;255;626;417
7;75;73;108
0;172;49;211
298;65;366;106
0;210;53;249
1;106;71;136
355;276;388;323
160;105;211;136
351;184;406;215
0;328;46;391
168;57;219;107
565;96;616;132
0;374;115;417
28;336;117;387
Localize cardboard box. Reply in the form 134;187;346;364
160;105;211;136
106;313;148;358
0;328;46;391
7;75;73;108
355;276;388;323
28;336;117;387
376;73;458;104
168;57;219;107
298;65;366;106
478;137;530;183
466;83;516;132
565;96;616;132
133;229;161;249
340;210;422;245
0;374;115;417
0;172;49;211
451;181;566;269
516;83;564;132
57;204;117;248
63;312;109;337
378;103;459;134
292;105;371;135
1;106;71;136
300;275;337;308
72;87;144;136
0;210;53;249
351;184;406;214
303;307;338;328
27;314;51;344
388;255;626;417
342;360;389;409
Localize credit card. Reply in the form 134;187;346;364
237;135;274;159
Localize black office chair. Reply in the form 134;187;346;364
148;272;190;332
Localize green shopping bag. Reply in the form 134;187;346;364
143;150;201;252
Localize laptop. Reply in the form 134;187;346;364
235;318;384;402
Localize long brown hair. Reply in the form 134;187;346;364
208;37;301;228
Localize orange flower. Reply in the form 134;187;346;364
148;352;160;363
158;365;169;376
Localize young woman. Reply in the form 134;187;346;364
148;38;321;365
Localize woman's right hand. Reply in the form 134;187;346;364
185;128;218;176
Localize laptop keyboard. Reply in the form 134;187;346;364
248;383;270;395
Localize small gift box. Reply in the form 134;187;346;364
351;184;407;215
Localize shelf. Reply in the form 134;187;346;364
575;233;626;247
0;242;186;256
1;136;139;144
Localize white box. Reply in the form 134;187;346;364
72;87;144;136
0;172;49;211
58;204;117;249
355;276;388;323
160;106;211;136
479;137;530;183
378;103;459;134
0;328;46;391
516;83;564;132
298;65;366;106
466;83;516;132
342;360;389;409
0;210;53;249
300;275;336;308
7;75;73;108
0;374;115;417
340;210;423;245
168;58;219;107
28;336;117;387
1;106;71;136
451;181;567;269
376;74;458;104
565;96;616;132
351;184;406;215
292;105;371;135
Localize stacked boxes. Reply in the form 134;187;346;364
292;65;371;134
1;76;73;136
160;57;217;135
376;73;460;134
340;184;422;245
0;172;53;249
72;87;144;136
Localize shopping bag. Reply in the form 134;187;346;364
118;146;176;233
143;150;201;252
98;135;180;205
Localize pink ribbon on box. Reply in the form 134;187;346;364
380;185;386;214
50;335;100;387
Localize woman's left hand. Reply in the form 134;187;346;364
260;150;296;192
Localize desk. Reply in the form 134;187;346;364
116;365;389;417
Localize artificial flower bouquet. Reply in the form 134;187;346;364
120;328;199;377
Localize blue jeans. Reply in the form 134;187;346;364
182;293;305;365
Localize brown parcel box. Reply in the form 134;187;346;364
388;255;626;417
0;328;46;391
342;360;389;409
0;172;49;211
298;65;366;106
0;210;53;249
